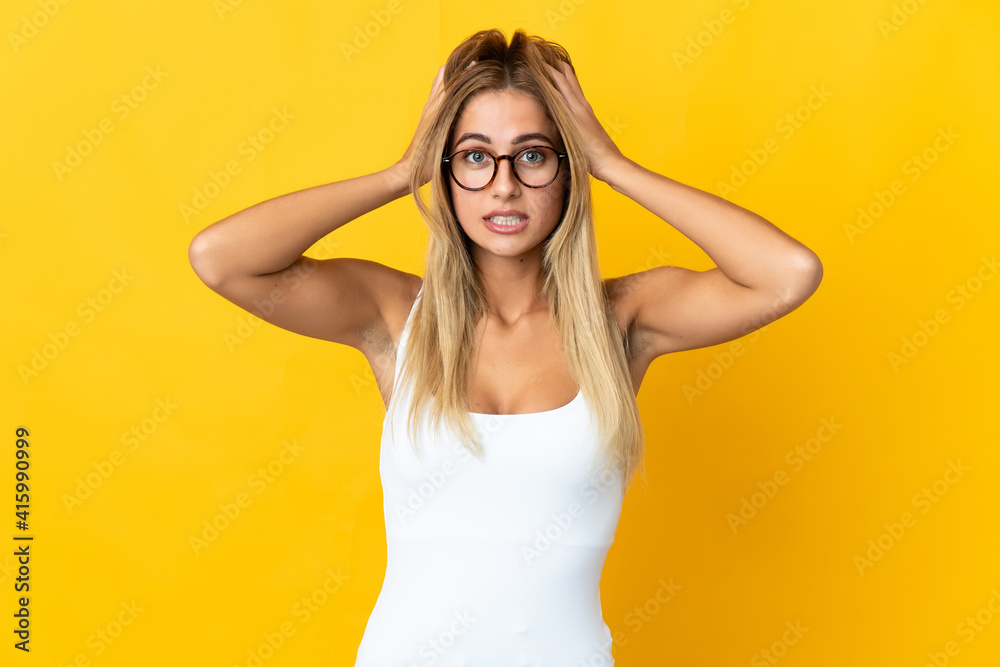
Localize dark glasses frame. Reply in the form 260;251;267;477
441;145;568;191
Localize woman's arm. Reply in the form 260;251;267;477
601;156;822;294
189;66;445;285
188;166;410;285
546;62;822;357
187;66;445;349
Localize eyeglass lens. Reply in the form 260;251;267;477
449;146;560;189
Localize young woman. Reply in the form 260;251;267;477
189;28;821;667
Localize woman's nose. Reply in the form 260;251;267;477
491;156;520;194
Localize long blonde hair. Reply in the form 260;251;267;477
391;28;646;494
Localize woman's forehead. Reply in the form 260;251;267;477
450;90;559;147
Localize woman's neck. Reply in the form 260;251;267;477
474;252;548;325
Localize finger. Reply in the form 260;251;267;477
553;62;586;106
557;63;587;105
429;65;443;92
544;62;575;102
426;66;445;105
550;61;574;83
545;61;567;83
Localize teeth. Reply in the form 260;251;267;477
487;215;525;226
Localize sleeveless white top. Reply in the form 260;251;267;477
355;284;624;667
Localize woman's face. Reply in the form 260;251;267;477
446;89;567;259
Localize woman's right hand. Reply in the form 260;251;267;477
394;65;446;189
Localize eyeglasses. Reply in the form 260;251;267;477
442;145;568;191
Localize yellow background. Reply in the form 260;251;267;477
4;0;998;665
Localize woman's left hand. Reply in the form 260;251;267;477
544;61;626;183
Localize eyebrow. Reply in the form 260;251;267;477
454;132;557;148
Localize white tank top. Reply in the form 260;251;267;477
355;284;624;667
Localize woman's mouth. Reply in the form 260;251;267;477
482;214;528;234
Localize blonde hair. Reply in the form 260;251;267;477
391;28;646;494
